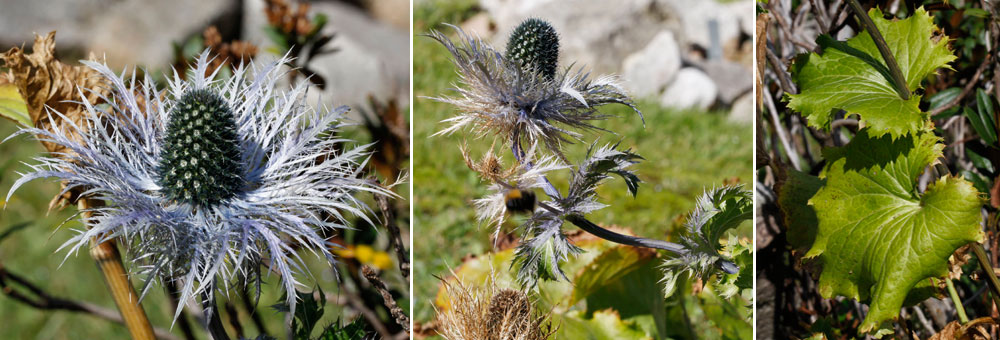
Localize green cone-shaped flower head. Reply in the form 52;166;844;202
506;18;559;79
158;88;244;207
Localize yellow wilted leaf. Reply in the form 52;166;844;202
0;77;30;127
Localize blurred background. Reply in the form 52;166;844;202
412;0;754;338
0;0;410;339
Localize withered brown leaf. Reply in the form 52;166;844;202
1;31;110;209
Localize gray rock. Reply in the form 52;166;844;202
661;0;746;52
480;0;683;75
0;0;238;68
660;67;717;110
701;60;752;105
728;92;753;124
244;0;409;110
621;31;681;98
460;12;497;38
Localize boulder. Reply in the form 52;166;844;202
729;92;754;124
621;30;682;98
701;60;752;105
659;67;717;110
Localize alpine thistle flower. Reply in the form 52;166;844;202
5;52;393;318
427;19;643;161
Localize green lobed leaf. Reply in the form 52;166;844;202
787;7;955;138
807;128;984;333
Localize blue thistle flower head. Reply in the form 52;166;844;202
427;23;643;161
4;52;395;318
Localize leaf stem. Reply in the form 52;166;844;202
511;134;738;273
946;278;969;323
971;243;1000;310
845;0;910;100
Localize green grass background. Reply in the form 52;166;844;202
412;1;754;323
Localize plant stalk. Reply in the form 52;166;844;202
511;134;738;273
81;199;156;340
946;278;969;323
202;289;231;340
971;243;1000;310
846;0;910;100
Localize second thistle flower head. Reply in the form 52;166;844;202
428;18;643;161
6;52;394;317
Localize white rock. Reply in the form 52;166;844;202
728;92;754;124
621;31;681;98
659;67;718;110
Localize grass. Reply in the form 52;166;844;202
411;7;754;322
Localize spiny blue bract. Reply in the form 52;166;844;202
506;18;559;79
158;89;243;206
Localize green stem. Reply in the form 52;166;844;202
946;278;969;323
846;0;910;100
970;243;1000;309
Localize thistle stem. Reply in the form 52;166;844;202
946;278;969;323
81;199;156;340
202;289;231;340
846;0;909;100
970;243;1000;310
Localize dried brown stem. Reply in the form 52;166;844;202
928;54;991;117
375;192;409;280
362;265;410;333
81;198;157;340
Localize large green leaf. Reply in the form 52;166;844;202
807;128;983;333
787;7;955;138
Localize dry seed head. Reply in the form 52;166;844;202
437;274;554;340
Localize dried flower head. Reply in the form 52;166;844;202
437;272;554;340
5;52;393;318
426;20;642;161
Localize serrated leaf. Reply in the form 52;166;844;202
316;318;368;340
787;7;955;138
807;128;984;333
661;185;751;297
0;83;30;127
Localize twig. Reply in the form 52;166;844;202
929;54;991;117
81;199;157;340
846;0;909;100
764;88;803;170
338;282;394;338
0;264;180;340
375;192;409;280
361;266;410;333
971;243;1000;309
